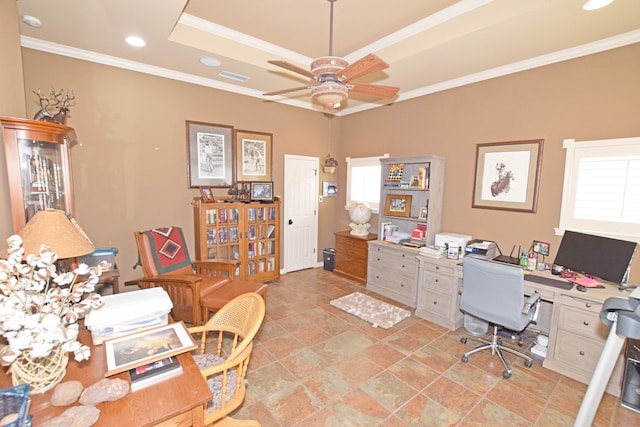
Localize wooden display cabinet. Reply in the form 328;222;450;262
1;117;76;232
193;197;280;282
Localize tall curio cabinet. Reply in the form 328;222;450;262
193;197;280;282
1;117;76;232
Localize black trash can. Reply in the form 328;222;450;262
323;248;335;271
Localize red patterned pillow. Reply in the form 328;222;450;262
143;227;192;274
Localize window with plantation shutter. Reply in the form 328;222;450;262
345;154;388;213
558;137;640;242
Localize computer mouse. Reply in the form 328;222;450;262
576;285;587;292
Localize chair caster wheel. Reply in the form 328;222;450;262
525;360;533;368
502;371;512;379
461;355;469;363
460;337;467;344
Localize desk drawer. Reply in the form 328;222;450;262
421;272;454;290
420;288;452;318
553;329;604;374
420;261;455;276
556;294;603;313
557;304;610;341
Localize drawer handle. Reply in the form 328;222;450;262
377;258;381;261
585;303;591;308
376;275;379;279
402;254;406;258
579;351;585;356
433;301;437;305
435;279;439;283
400;283;404;287
583;321;589;326
435;266;440;270
402;264;405;269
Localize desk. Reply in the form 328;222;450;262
415;255;626;397
0;328;212;426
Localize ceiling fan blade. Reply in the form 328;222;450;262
348;82;399;99
338;54;389;82
263;86;310;96
268;60;315;79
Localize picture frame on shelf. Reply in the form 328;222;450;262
250;181;274;201
384;194;412;217
104;322;197;376
418;206;428;220
472;139;543;213
234;130;272;182
186;121;234;188
199;186;215;202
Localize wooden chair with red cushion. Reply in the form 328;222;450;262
133;226;239;325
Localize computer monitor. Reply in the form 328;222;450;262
553;230;637;284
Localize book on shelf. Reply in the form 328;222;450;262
267;224;275;238
129;356;182;391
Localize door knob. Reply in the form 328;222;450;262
288;219;293;225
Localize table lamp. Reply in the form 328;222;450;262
2;209;95;265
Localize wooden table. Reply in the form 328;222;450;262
0;329;212;426
333;231;377;283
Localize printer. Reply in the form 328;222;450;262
435;233;473;254
464;239;497;259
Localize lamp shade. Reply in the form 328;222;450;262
15;209;95;258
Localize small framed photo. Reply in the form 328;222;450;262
250;181;274;201
104;322;197;377
199;186;215;202
533;240;550;256
418;206;428;220
384;194;412;217
323;181;338;197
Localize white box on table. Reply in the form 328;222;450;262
84;287;173;345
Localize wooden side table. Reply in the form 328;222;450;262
333;231;377;283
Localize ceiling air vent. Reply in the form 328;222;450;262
218;71;250;82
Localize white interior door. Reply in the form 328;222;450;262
283;155;319;273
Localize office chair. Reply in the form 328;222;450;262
459;256;540;379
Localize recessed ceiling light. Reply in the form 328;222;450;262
200;57;222;67
582;0;614;11
125;36;146;47
21;15;42;28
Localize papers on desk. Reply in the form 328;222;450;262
568;276;605;288
419;245;446;258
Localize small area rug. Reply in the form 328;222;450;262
329;292;411;329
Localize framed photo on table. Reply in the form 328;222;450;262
199;186;215;202
250;181;274;201
384;194;412;217
186;121;234;188
234;130;272;182
472;139;543;213
104;322;197;376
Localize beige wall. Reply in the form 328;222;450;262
0;0;26;238
2;14;639;284
340;43;640;282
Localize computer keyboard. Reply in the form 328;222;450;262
524;274;573;290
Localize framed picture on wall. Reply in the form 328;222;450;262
472;139;543;213
234;130;272;182
186;121;234;188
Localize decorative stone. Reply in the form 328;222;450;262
78;378;129;406
51;380;84;406
41;405;100;427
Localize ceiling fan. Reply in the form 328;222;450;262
263;0;399;111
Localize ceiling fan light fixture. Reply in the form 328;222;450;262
311;56;348;76
312;82;348;109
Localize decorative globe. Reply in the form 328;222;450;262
348;202;372;236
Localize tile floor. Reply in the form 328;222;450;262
231;268;639;426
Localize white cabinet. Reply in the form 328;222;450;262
544;293;624;397
367;241;418;307
416;256;463;330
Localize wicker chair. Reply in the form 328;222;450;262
133;226;238;325
188;292;266;426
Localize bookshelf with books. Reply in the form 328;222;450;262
367;155;445;307
193;197;280;282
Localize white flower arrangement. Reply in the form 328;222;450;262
0;235;105;365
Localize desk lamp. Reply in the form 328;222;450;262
3;209;95;266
